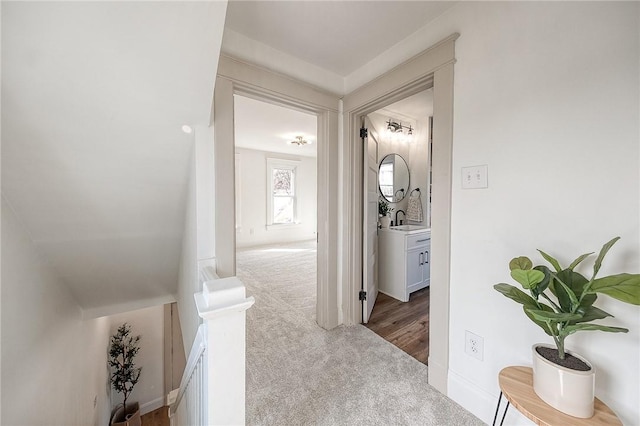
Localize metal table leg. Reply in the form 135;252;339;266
492;392;510;426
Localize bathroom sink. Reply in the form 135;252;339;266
390;225;428;231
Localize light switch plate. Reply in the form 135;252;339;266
462;165;488;189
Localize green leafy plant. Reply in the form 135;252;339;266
109;323;142;411
494;237;640;360
378;199;393;216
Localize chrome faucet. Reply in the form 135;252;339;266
395;210;406;226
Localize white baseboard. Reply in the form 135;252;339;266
140;397;165;415
448;369;532;425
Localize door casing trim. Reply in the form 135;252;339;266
341;33;458;394
214;55;341;330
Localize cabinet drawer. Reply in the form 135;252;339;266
406;233;430;250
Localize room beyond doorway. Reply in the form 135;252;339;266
214;58;341;330
233;94;318;249
362;89;433;364
233;94;318;318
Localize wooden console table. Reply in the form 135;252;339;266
493;366;621;426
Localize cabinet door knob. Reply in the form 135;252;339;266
426;251;429;264
419;252;424;265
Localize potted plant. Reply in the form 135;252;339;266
109;323;142;426
494;237;640;418
378;199;393;228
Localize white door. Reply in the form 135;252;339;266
362;117;379;323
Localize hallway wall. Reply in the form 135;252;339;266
177;142;200;355
174;0;228;356
394;2;640;424
1;197;112;426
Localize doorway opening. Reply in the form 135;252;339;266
233;94;319;320
342;34;457;393
361;89;434;364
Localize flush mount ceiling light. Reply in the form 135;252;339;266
386;119;413;136
181;125;193;134
288;136;311;146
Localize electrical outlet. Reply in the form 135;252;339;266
465;330;484;361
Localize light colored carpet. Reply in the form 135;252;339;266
237;241;482;426
237;240;317;320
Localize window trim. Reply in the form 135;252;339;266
266;157;300;228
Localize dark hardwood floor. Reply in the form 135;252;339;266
365;287;429;364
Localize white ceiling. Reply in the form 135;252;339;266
234;95;317;157
233;84;432;163
2;2;226;313
379;90;434;123
2;1;451;316
224;1;457;77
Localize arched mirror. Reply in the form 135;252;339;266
378;153;409;202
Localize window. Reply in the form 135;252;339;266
267;158;299;227
378;162;394;198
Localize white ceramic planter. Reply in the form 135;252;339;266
379;216;391;228
532;344;595;418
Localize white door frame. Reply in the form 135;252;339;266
213;55;341;330
342;34;458;393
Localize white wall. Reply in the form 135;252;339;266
1;197;112;426
107;305;164;414
391;2;640;424
177;141;200;355
235;147;317;248
407;127;429;227
175;0;227;355
176;125;217;356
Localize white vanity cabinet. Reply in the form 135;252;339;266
378;227;431;302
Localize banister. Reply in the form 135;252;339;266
169;324;207;417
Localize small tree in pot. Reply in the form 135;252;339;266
109;323;142;426
494;237;640;417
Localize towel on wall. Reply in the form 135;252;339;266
406;189;423;222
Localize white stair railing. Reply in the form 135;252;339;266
169;325;207;425
169;275;255;426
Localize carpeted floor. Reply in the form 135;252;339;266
237;240;482;426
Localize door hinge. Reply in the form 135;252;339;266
360;127;368;139
359;290;367;301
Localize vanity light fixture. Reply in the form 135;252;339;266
386;120;413;136
288;136;311;146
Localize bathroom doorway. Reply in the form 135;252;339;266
233;94;319;321
362;90;434;364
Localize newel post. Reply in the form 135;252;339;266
195;276;255;425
